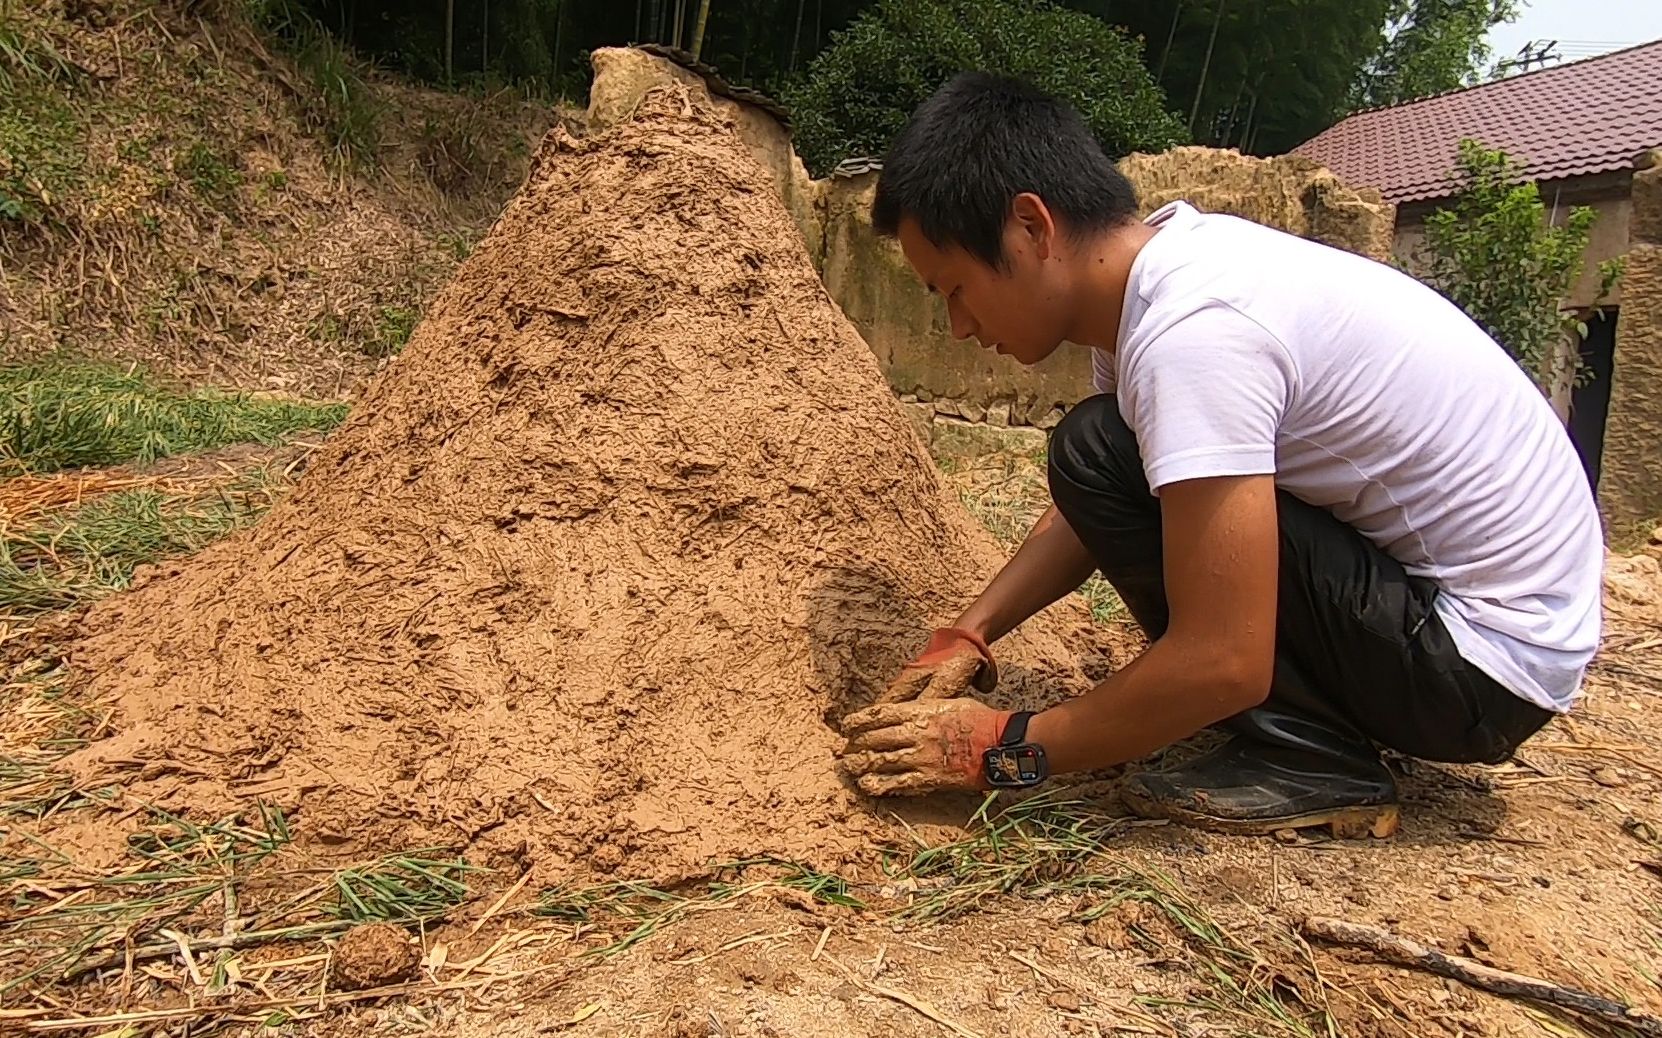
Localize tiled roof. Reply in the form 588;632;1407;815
1294;39;1662;205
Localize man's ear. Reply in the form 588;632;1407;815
1010;192;1058;261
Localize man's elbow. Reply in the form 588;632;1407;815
1210;649;1274;714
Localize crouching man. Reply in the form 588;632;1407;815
837;73;1603;837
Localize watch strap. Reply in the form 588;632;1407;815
999;710;1036;747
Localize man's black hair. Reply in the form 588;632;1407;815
871;72;1139;268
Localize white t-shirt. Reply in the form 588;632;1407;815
1091;201;1602;713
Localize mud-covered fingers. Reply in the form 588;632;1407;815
840;725;920;755
837;748;921;778
839;699;954;737
873;665;935;704
855;770;943;797
917;652;982;700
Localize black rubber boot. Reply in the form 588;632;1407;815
1121;659;1401;838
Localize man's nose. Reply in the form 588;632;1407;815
946;299;976;342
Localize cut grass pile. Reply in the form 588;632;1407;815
535;857;864;959
0;359;342;615
0;469;292;615
0;361;346;477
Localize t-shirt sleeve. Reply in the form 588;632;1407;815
1090;346;1117;395
1119;303;1297;493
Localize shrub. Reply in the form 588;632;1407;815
1410;140;1620;389
782;0;1186;177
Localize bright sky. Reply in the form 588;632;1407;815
1485;0;1662;71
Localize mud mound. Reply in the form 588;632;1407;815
64;82;1112;879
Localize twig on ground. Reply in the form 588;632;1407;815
466;866;536;938
10;962;565;1031
60;921;349;981
1302;916;1662;1037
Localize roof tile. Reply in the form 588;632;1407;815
1295;40;1662;203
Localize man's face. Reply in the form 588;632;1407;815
896;212;1068;366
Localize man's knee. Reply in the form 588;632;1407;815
1047;394;1146;505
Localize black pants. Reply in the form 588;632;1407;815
1047;395;1552;766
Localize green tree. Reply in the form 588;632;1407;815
1351;0;1519;109
783;0;1186;176
1409;140;1616;389
276;0;879;99
1071;0;1395;155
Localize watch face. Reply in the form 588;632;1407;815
984;745;1046;787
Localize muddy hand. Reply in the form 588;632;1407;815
874;627;999;704
837;698;1009;796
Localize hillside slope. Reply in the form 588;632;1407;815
0;0;557;397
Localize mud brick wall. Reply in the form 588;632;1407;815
1601;156;1662;524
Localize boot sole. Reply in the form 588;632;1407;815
1121;787;1400;839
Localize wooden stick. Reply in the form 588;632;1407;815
1302;917;1662;1037
866;981;983;1038
466;866;536;938
61;922;348;981
19;965;561;1031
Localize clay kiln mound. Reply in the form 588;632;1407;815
64;82;1111;879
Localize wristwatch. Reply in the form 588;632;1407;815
982;711;1049;788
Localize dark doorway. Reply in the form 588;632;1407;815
1568;309;1617;492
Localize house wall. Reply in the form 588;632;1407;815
1393;174;1633;423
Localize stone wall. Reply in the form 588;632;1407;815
1601;155;1662;524
1118;147;1396;261
818;174;1089;429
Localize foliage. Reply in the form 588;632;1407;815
784;0;1185;175
0;361;348;476
1351;0;1518;109
368;304;420;356
331;854;481;923
0;20;89;224
1409;141;1608;388
256;0;1525;160
0;17;83;91
252;0;383;169
272;0;878;99
182;141;244;201
1072;0;1396;155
